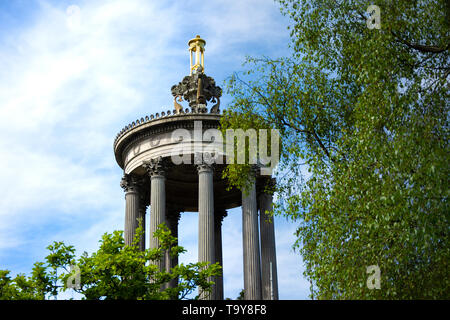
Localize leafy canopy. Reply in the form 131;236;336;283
0;223;221;300
221;0;449;299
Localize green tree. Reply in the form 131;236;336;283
221;0;449;299
0;223;221;300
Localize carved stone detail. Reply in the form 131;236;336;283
214;207;228;224
173;95;183;114
196;162;214;173
171;72;222;111
120;174;143;193
142;157;169;176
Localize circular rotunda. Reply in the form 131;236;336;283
113;36;278;300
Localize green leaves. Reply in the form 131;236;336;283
222;0;449;299
0;223;222;300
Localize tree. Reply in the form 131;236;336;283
0;223;221;300
221;0;449;299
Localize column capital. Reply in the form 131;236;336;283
196;162;214;173
256;176;276;198
143;156;169;177
249;164;260;177
260;177;276;190
120;174;143;193
166;207;181;223
139;194;149;211
214;208;227;224
258;190;273;202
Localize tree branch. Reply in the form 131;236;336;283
392;32;450;54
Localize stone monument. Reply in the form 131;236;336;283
113;36;278;300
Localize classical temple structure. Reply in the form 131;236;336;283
113;36;278;300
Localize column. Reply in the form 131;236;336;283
120;174;141;247
242;178;262;300
143;157;168;272
197;163;215;300
137;195;147;252
190;50;193;74
166;207;181;294
214;208;227;300
259;192;279;300
201;50;204;72
196;45;200;67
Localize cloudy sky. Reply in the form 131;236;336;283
0;0;309;299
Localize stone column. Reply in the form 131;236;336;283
242;178;262;300
214;208;227;300
143;157;168;272
259;192;279;300
197;163;215;300
166;207;181;293
137;195;147;252
120;174;142;247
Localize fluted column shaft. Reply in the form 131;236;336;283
214;208;227;300
143;157;168;272
150;174;166;271
137;200;147;252
124;190;140;246
121;175;142;248
242;179;262;300
166;209;180;293
197;164;215;300
259;193;279;300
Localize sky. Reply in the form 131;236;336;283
0;0;310;299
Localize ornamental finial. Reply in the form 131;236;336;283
171;36;221;113
188;35;206;75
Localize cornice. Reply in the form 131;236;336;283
113;112;222;169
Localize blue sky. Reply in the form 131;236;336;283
0;0;310;299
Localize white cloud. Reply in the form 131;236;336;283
0;0;172;215
0;0;307;299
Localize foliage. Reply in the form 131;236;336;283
0;223;221;300
221;0;449;299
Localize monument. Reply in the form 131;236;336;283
113;36;278;300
